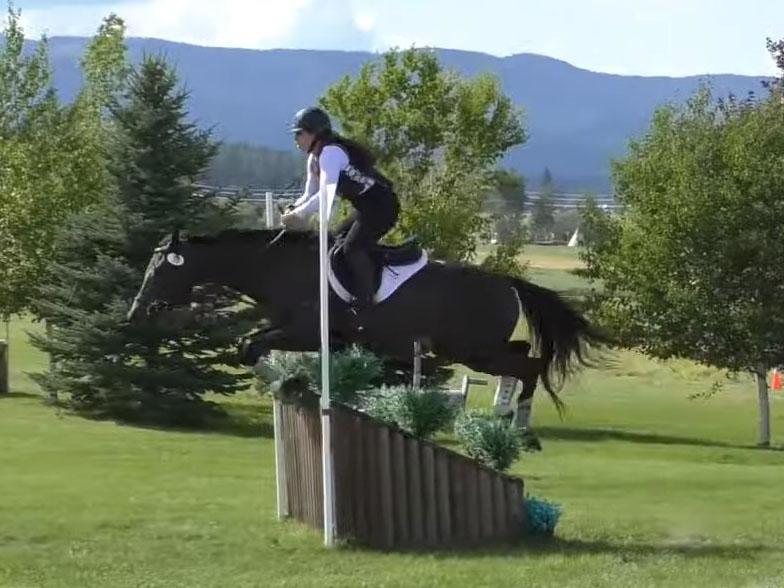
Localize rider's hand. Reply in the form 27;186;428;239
281;211;308;231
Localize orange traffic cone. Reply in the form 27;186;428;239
772;369;782;392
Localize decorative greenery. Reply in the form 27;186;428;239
255;346;384;406
524;495;563;537
361;386;456;439
454;411;522;471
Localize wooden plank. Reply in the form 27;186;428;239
339;407;357;540
365;416;383;548
492;475;509;541
465;460;480;545
296;408;312;526
303;407;321;528
434;451;452;544
406;437;424;546
421;444;438;547
332;407;352;538
351;413;369;542
282;406;301;521
294;411;313;525
377;426;395;549
478;469;494;540
449;457;467;545
512;479;526;534
391;431;410;547
272;400;288;520
313;409;324;527
506;479;524;540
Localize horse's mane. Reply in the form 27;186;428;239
187;229;318;246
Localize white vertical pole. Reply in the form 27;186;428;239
268;193;289;520
320;185;336;547
265;191;275;227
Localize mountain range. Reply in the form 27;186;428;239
41;37;770;191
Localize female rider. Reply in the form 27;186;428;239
281;106;400;312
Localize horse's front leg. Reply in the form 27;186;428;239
237;322;319;366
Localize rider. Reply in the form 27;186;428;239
281;106;400;312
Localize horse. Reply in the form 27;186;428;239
127;229;601;432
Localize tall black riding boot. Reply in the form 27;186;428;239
346;250;375;311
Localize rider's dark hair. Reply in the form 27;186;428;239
318;130;376;171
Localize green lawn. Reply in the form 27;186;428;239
2;248;784;587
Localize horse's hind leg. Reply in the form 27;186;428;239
456;341;544;451
458;341;543;390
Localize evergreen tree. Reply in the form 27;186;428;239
204;142;304;188
530;195;555;241
32;56;254;425
531;168;556;241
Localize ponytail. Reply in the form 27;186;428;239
318;130;376;170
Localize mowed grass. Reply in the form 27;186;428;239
2;247;784;587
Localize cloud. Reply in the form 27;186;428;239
18;0;376;50
281;0;376;51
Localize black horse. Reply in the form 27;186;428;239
128;229;600;422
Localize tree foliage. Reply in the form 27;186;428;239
320;48;526;265
204;142;304;188
31;57;254;424
0;10;126;317
581;42;784;444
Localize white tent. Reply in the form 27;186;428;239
567;227;580;247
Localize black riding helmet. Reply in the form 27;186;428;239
290;106;332;136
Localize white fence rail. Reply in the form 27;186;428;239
194;183;620;211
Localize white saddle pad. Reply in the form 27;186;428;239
328;252;428;304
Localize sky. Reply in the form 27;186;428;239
14;0;784;77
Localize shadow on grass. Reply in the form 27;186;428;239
535;425;755;450
209;398;275;438
0;391;40;400
518;536;773;559
126;400;275;439
341;535;776;560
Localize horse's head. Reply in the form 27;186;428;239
127;230;198;324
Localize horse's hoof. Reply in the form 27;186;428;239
521;431;543;452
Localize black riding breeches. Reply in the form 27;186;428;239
336;196;398;306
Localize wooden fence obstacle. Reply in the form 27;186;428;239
275;400;527;550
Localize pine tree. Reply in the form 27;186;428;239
531;168;556;241
32;56;255;425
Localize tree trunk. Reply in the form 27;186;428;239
0;339;8;395
46;320;58;404
754;367;771;447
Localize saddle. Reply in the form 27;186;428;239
329;237;425;302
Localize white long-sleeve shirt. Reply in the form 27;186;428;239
291;145;349;222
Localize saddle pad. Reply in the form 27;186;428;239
328;252;428;304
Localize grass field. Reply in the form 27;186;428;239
2;247;784;588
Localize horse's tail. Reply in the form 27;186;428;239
509;277;603;396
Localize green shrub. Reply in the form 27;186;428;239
454;411;522;471
254;346;383;405
331;346;384;404
362;386;456;439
